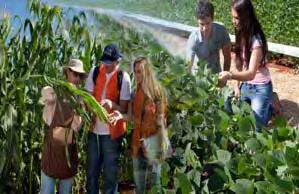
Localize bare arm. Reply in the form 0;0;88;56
71;114;83;132
186;31;197;72
41;86;56;125
231;48;262;81
231;57;241;97
219;47;263;82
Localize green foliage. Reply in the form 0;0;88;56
2;1;299;193
58;0;299;47
0;1;109;192
57;80;109;123
146;48;299;193
59;0;299;67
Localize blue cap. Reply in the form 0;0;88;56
100;44;123;65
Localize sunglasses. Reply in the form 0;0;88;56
69;69;85;79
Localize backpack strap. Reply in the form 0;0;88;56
93;65;123;91
92;66;100;85
117;70;123;91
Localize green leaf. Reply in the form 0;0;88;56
238;116;254;132
207;170;227;192
277;127;291;138
184;143;200;167
245;138;261;152
287;167;299;179
187;169;201;189
216;150;231;164
175;172;193;194
271;150;286;166
195;87;209;99
254;154;269;169
285;146;299;168
276;165;288;177
188;113;204;126
232;103;241;114
254;181;275;194
237;157;246;175
272;116;287;128
161;162;170;187
230;179;254;194
272;177;294;193
216;110;230;131
169;63;185;76
57;80;108;123
256;133;273;150
0;150;6;175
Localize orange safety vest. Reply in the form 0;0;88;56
93;65;126;139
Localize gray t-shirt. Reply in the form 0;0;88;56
186;23;230;74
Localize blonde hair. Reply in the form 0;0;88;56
133;57;167;106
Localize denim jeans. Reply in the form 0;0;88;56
41;170;73;194
133;148;161;194
240;81;273;131
86;132;122;194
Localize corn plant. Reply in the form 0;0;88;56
0;0;106;192
2;1;299;193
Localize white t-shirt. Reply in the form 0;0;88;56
84;66;131;135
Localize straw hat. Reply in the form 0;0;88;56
65;59;86;74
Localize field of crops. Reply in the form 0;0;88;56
56;0;299;48
1;1;299;193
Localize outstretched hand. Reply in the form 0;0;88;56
218;71;232;88
108;110;123;126
101;99;114;112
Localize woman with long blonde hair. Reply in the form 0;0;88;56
110;57;169;194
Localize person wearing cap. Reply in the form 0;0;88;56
84;44;131;194
40;59;86;194
186;0;231;75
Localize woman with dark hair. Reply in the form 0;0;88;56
219;0;273;131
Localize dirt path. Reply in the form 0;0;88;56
269;68;299;126
116;16;299;127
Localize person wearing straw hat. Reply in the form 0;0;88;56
84;44;131;194
40;59;86;194
63;58;87;78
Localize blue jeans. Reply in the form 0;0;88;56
41;171;73;194
86;132;122;194
133;148;161;194
240;81;273;131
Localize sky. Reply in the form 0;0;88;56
0;0;54;19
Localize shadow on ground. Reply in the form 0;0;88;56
280;99;299;127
